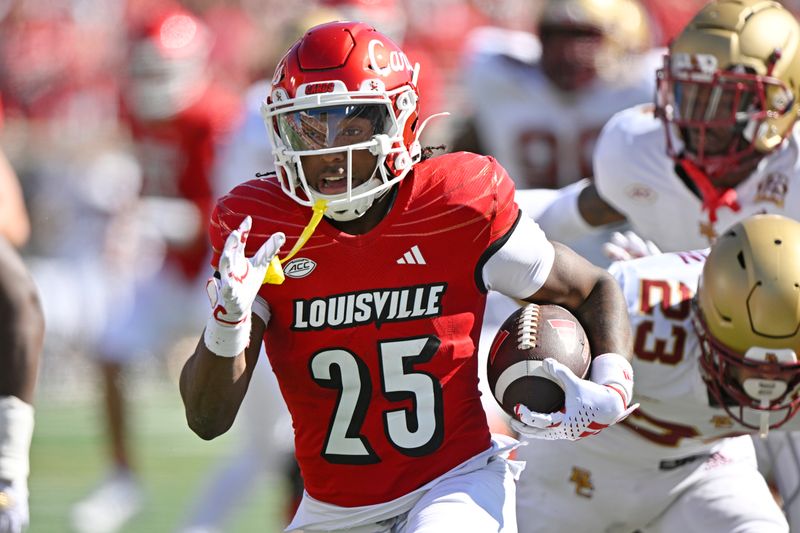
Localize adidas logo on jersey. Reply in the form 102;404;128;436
397;245;426;265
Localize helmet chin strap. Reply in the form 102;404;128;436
680;159;742;224
759;405;770;438
320;176;385;222
263;198;328;285
742;377;788;438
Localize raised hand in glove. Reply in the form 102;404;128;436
0;481;28;533
603;230;661;262
204;216;285;357
511;353;638;441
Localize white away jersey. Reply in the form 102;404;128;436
513;251;794;533
595;104;800;251
589;251;800;464
464;37;661;189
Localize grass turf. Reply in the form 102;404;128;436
27;385;287;533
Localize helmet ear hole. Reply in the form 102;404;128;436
396;90;417;111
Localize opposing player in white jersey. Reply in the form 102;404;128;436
536;0;800;252
457;0;659;190
531;1;800;528
515;213;800;532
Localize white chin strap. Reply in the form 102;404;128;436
742;378;787;438
314;176;385;222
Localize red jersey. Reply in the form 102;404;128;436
210;152;519;507
127;83;242;278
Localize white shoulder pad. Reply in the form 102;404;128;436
594;104;669;214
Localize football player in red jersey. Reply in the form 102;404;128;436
180;21;636;532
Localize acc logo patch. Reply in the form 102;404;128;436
284;258;316;279
625;183;657;204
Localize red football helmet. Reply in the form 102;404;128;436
261;21;421;221
126;7;212;120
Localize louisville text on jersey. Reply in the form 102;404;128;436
292;283;447;330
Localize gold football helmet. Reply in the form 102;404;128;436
656;0;800;182
695;214;800;430
538;0;651;91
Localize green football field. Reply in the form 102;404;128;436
27;383;287;533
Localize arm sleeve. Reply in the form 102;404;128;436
482;214;555;299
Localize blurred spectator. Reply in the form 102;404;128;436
0;0;124;141
176;80;296;533
453;0;660;189
70;6;244;533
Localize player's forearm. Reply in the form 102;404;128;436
0;242;44;403
574;273;633;361
180;338;249;440
576;181;626;227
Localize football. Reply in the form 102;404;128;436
486;303;591;416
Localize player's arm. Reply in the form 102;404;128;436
535;179;626;242
577;181;626;227
0;239;43;533
483;215;636;440
523;243;637;440
527;241;631;359
179;217;285;440
483;215;632;360
180;315;265;440
535;180;659;261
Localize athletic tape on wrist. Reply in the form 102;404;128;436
590;352;634;407
0;396;34;482
204;314;252;358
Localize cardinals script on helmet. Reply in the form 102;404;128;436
487;303;591;415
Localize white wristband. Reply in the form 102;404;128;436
590;353;634;407
203;314;252;358
0;396;34;482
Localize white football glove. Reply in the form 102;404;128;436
204;216;285;357
0;480;28;533
510;354;638;441
602;230;661;261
